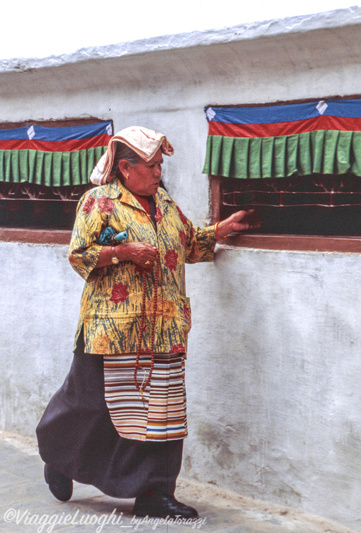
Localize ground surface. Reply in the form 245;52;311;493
0;431;357;533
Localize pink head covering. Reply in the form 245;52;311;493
90;126;174;185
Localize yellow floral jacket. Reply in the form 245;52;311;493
69;179;217;355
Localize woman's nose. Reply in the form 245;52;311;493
154;165;162;178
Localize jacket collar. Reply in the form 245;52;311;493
101;179;172;210
102;179;127;200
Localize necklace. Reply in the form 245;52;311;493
133;250;160;398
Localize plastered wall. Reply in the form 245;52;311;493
1;11;361;529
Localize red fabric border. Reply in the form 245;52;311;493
208;115;361;138
0;134;111;152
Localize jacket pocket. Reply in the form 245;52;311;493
84;312;141;354
83;312;163;354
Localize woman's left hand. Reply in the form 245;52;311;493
216;209;262;240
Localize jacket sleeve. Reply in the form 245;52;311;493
68;192;107;282
175;205;217;264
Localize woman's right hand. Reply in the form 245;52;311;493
95;241;158;270
126;242;158;270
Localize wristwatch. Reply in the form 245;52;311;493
111;246;119;264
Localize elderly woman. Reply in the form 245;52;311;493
36;126;260;519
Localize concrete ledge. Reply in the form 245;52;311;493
222;234;361;253
0;227;71;245
1;6;361;72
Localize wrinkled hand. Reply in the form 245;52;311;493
216;209;262;240
128;242;158;270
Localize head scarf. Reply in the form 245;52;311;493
90;126;174;185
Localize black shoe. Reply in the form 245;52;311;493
133;491;198;518
44;464;73;502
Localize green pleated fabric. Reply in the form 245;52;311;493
203;131;361;179
0;146;106;186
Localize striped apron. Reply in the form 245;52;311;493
103;352;188;442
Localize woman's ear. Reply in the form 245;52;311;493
118;160;131;180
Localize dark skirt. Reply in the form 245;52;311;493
36;334;183;499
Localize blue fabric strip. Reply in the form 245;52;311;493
0;121;112;141
205;100;361;125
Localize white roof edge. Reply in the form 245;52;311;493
1;6;360;73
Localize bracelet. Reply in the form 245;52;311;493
215;222;226;240
111;246;120;264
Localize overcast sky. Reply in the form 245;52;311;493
1;1;358;60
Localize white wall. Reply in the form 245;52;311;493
185;249;361;530
1;12;361;530
0;243;83;432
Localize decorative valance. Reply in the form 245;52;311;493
203;100;361;179
0;121;113;186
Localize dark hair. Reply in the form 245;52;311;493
111;142;143;180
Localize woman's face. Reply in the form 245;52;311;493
118;149;164;197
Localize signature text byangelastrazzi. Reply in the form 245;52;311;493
3;507;207;531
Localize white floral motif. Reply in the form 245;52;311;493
206;107;216;121
316;100;328;115
27;126;35;139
